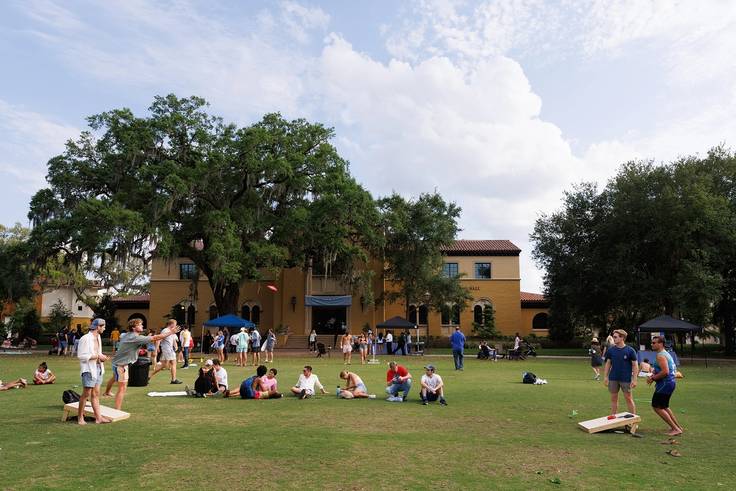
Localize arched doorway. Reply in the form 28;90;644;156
533;313;549;330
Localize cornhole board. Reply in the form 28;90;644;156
62;402;130;422
578;412;641;435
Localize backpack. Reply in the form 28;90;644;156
62;390;81;404
522;372;537;384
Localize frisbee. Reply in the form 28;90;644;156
267;285;278;292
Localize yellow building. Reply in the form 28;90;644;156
144;240;548;338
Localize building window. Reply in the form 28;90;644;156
77;305;83;311
475;263;491;279
252;305;261;325
241;305;251;321
418;305;428;325
408;305;418;324
452;304;460;325
533;313;549;330
473;305;483;324
441;305;450;325
180;263;197;280
208;305;218;320
443;263;459;278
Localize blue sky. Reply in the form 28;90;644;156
2;0;735;292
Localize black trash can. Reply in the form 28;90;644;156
128;357;152;387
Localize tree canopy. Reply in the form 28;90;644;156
531;147;736;352
28;95;382;314
379;192;472;318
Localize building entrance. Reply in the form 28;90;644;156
312;306;347;335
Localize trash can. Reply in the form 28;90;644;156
128;357;152;387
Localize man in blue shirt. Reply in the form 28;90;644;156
646;335;683;436
603;329;639;416
450;326;466;371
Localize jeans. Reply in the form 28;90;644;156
452;349;464;370
182;347;190;367
385;379;412;398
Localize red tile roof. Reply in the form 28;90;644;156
521;291;548;307
441;240;521;256
112;294;150;303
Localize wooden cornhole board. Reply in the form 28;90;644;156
578;412;641;435
62;402;130;423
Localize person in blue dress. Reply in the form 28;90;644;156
646;335;684;436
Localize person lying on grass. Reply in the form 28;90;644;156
33;362;56;385
0;377;27;391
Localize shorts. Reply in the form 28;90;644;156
237;346;247;353
425;391;439;402
608;380;632;393
60;341;68;349
355;383;368;393
250;345;260;352
160;347;176;361
113;341;120;350
81;370;101;388
265;344;274;352
342;345;352;354
114;364;129;383
359;344;367;351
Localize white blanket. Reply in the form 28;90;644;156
146;391;189;397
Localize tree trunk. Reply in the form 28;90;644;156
211;279;240;316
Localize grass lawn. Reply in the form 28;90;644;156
1;353;735;490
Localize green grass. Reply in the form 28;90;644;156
1;353;735;490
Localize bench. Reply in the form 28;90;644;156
62;402;130;422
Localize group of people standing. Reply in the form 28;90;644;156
592;329;684;437
210;327;276;366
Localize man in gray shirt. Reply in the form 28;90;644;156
110;318;179;410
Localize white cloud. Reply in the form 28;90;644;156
0;100;79;193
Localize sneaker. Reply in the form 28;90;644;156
402;395;408;402
299;389;307;400
440;399;448;406
171;379;183;384
422;400;428;405
182;366;189;369
184;385;195;397
368;394;376;399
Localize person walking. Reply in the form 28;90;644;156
180;326;191;369
250;328;262;366
603;329;639;416
264;328;276;363
450;326;466;371
589;338;603;380
647;335;684;436
148;319;183;385
308;329;317;352
341;331;353;365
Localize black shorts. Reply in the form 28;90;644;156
651;390;673;409
425;391;439;402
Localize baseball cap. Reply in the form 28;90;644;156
424;364;436;371
90;318;106;330
205;359;214;366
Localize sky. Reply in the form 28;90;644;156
1;0;736;293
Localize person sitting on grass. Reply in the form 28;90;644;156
0;377;27;391
385;361;412;401
191;362;218;397
420;365;447;406
212;359;228;395
290;365;326;399
338;370;374;399
230;365;283;399
639;358;653;377
32;362;56;385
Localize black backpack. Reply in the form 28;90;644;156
62;390;81;404
522;372;537;384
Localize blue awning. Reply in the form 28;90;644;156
304;295;353;307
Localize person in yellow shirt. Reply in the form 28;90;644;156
110;327;121;354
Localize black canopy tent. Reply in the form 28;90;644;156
636;315;704;366
375;316;423;356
